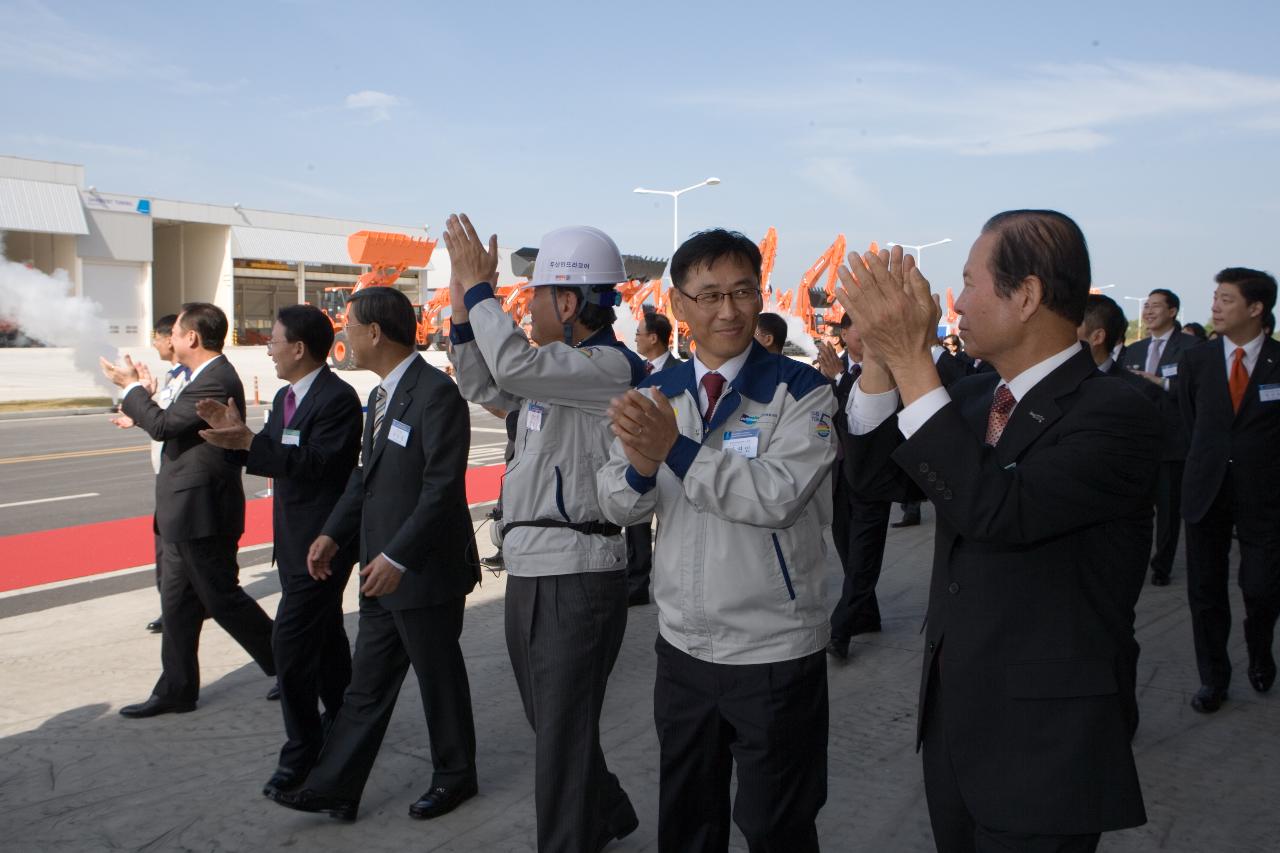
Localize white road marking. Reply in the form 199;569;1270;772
0;492;100;510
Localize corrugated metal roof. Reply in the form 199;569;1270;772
230;225;355;265
0;176;89;235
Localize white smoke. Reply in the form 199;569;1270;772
0;235;118;393
611;306;642;354
782;314;818;358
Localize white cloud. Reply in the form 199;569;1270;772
0;0;244;94
344;90;403;122
681;60;1280;157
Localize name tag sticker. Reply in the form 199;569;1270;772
526;403;544;432
1259;384;1280;403
388;419;411;447
722;428;759;459
281;428;301;446
1161;363;1178;378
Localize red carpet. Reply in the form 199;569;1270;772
0;464;505;594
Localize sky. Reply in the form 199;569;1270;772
3;0;1279;325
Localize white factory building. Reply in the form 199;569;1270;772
0;154;513;349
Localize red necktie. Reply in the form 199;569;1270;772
283;387;297;427
1229;347;1249;413
985;384;1016;446
701;372;726;421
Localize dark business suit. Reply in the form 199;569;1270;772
1124;332;1196;582
1178;336;1280;692
304;355;481;803
121;354;275;704
829;355;891;640
850;347;1157;848
242;366;363;774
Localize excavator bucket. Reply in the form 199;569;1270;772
347;231;437;290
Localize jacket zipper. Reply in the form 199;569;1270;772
771;532;796;600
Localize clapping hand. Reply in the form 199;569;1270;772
196;397;253;450
442;213;500;325
834;245;942;404
815;340;843;380
608;389;680;477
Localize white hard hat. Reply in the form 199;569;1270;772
528;226;626;293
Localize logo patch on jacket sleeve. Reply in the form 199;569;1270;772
810;410;832;439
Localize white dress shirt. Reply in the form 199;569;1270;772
288;365;324;409
1223;333;1265;380
649;350;675;372
849;342;1082;440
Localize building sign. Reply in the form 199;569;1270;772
81;191;151;215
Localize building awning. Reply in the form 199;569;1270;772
0;177;89;235
230;225;434;270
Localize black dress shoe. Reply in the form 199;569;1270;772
626;588;650;608
1150;573;1171;587
270;788;358;822
266;683;281;701
594;796;639;852
119;695;196;718
262;768;305;798
146;617;163;633
409;779;478;820
1190;685;1228;713
849;622;882;636
890;512;921;529
1248;651;1276;693
825;638;850;661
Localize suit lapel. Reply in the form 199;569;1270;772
364;356;421;476
1237;337;1280;421
992;349;1093;466
287;366;330;430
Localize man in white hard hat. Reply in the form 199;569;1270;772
444;214;644;853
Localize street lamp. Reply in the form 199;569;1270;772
885;238;952;272
633;177;721;352
1122;295;1149;339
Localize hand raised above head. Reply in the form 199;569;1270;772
834;245;940;372
442;213;500;324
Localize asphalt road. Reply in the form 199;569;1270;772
0;404;509;538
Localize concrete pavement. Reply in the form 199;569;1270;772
1;505;1278;851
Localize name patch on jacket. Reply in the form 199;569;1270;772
526;402;545;431
1260;383;1280;403
281;428;301;446
722;428;759;459
810;411;832;440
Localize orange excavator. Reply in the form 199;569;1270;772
790;235;847;339
321;230;439;369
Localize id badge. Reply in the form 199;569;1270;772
388;419;411;447
722;428;759;459
1259;383;1280;403
281;428;301;446
1161;363;1178;378
526;403;545;432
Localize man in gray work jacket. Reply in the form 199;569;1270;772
444;214;645;853
598;228;837;853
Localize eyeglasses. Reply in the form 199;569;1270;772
676;286;762;308
266;338;294;350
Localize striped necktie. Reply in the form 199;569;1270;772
372;386;387;442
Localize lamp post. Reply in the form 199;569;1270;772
885;237;952;272
1122;295;1148;340
633;177;721;353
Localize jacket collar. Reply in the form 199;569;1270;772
991;344;1096;465
365;356;423;475
650;341;781;432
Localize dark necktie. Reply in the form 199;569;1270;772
1229;348;1249;413
645;360;654;376
985;384;1016;446
701;372;726;421
283;388;296;427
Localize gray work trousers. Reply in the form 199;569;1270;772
505;570;636;853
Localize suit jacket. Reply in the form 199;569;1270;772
934;351;973;388
1123;332;1197;461
243;366;363;576
1106;360;1164;408
1178;335;1280;524
122;355;246;543
849;346;1158;835
322;356;480;610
